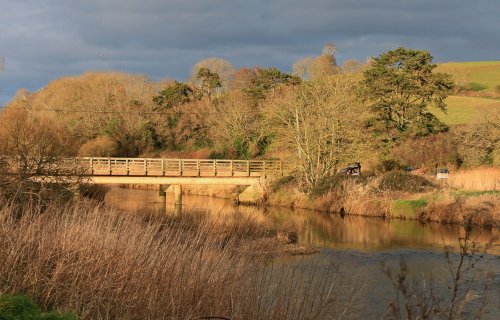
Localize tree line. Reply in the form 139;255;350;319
1;45;498;191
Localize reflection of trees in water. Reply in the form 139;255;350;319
106;188;499;254
264;206;499;253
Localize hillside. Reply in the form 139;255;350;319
429;61;500;125
429;95;500;125
436;61;500;92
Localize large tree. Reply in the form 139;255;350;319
362;47;454;145
264;76;369;188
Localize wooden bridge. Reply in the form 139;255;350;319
35;157;285;207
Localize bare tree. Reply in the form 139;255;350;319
207;91;261;158
0;108;77;204
292;56;315;80
263;76;370;187
291;44;340;80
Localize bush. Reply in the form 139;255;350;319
270;175;296;192
78;136;119;157
391;132;459;170
375;159;404;173
0;294;75;320
378;171;435;193
495;85;500;94
310;174;352;197
456;121;499;167
466;82;487;91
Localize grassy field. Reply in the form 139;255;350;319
427;61;500;126
429;95;500;125
436;61;500;92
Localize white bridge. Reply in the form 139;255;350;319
36;157;286;208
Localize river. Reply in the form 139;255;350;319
105;187;500;319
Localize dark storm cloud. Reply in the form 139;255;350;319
1;0;499;105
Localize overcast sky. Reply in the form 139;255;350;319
1;0;499;106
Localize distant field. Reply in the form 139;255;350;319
436;61;500;92
429;95;500;125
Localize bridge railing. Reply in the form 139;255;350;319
54;157;284;177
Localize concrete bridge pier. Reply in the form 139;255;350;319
158;184;182;214
237;182;265;204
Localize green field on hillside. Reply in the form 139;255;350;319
436;61;500;92
429;95;500;126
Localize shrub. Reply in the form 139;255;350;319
466;82;487;91
310;172;376;198
378;171;435;193
456;121;499;167
375;159;404;173
390;132;459;170
78;136;119;157
0;294;75;320
310;174;353;197
270;175;296;192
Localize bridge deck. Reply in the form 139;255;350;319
59;157;283;178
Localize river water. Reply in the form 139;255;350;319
105;187;500;319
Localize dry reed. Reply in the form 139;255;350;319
447;167;500;191
0;200;355;319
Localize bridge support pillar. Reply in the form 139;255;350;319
158;184;169;197
238;182;265;205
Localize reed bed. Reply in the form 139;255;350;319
0;200;355;319
447;167;500;191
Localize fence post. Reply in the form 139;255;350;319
161;159;165;176
230;160;233;176
179;160;182;176
197;160;200;176
126;159;130;176
247;161;250;176
213;160;217;176
90;158;93;175
108;158;111;175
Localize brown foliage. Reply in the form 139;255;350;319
263;76;371;187
78;135;119;157
0;108;77;203
391;132;459;170
0;201;356;319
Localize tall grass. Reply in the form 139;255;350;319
447;167;500;191
0;200;355;319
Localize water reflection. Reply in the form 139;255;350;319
105;187;499;255
105;187;500;318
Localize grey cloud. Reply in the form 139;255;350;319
1;0;499;106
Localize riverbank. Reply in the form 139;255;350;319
267;168;500;227
117;167;500;228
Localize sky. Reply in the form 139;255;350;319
1;0;499;106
